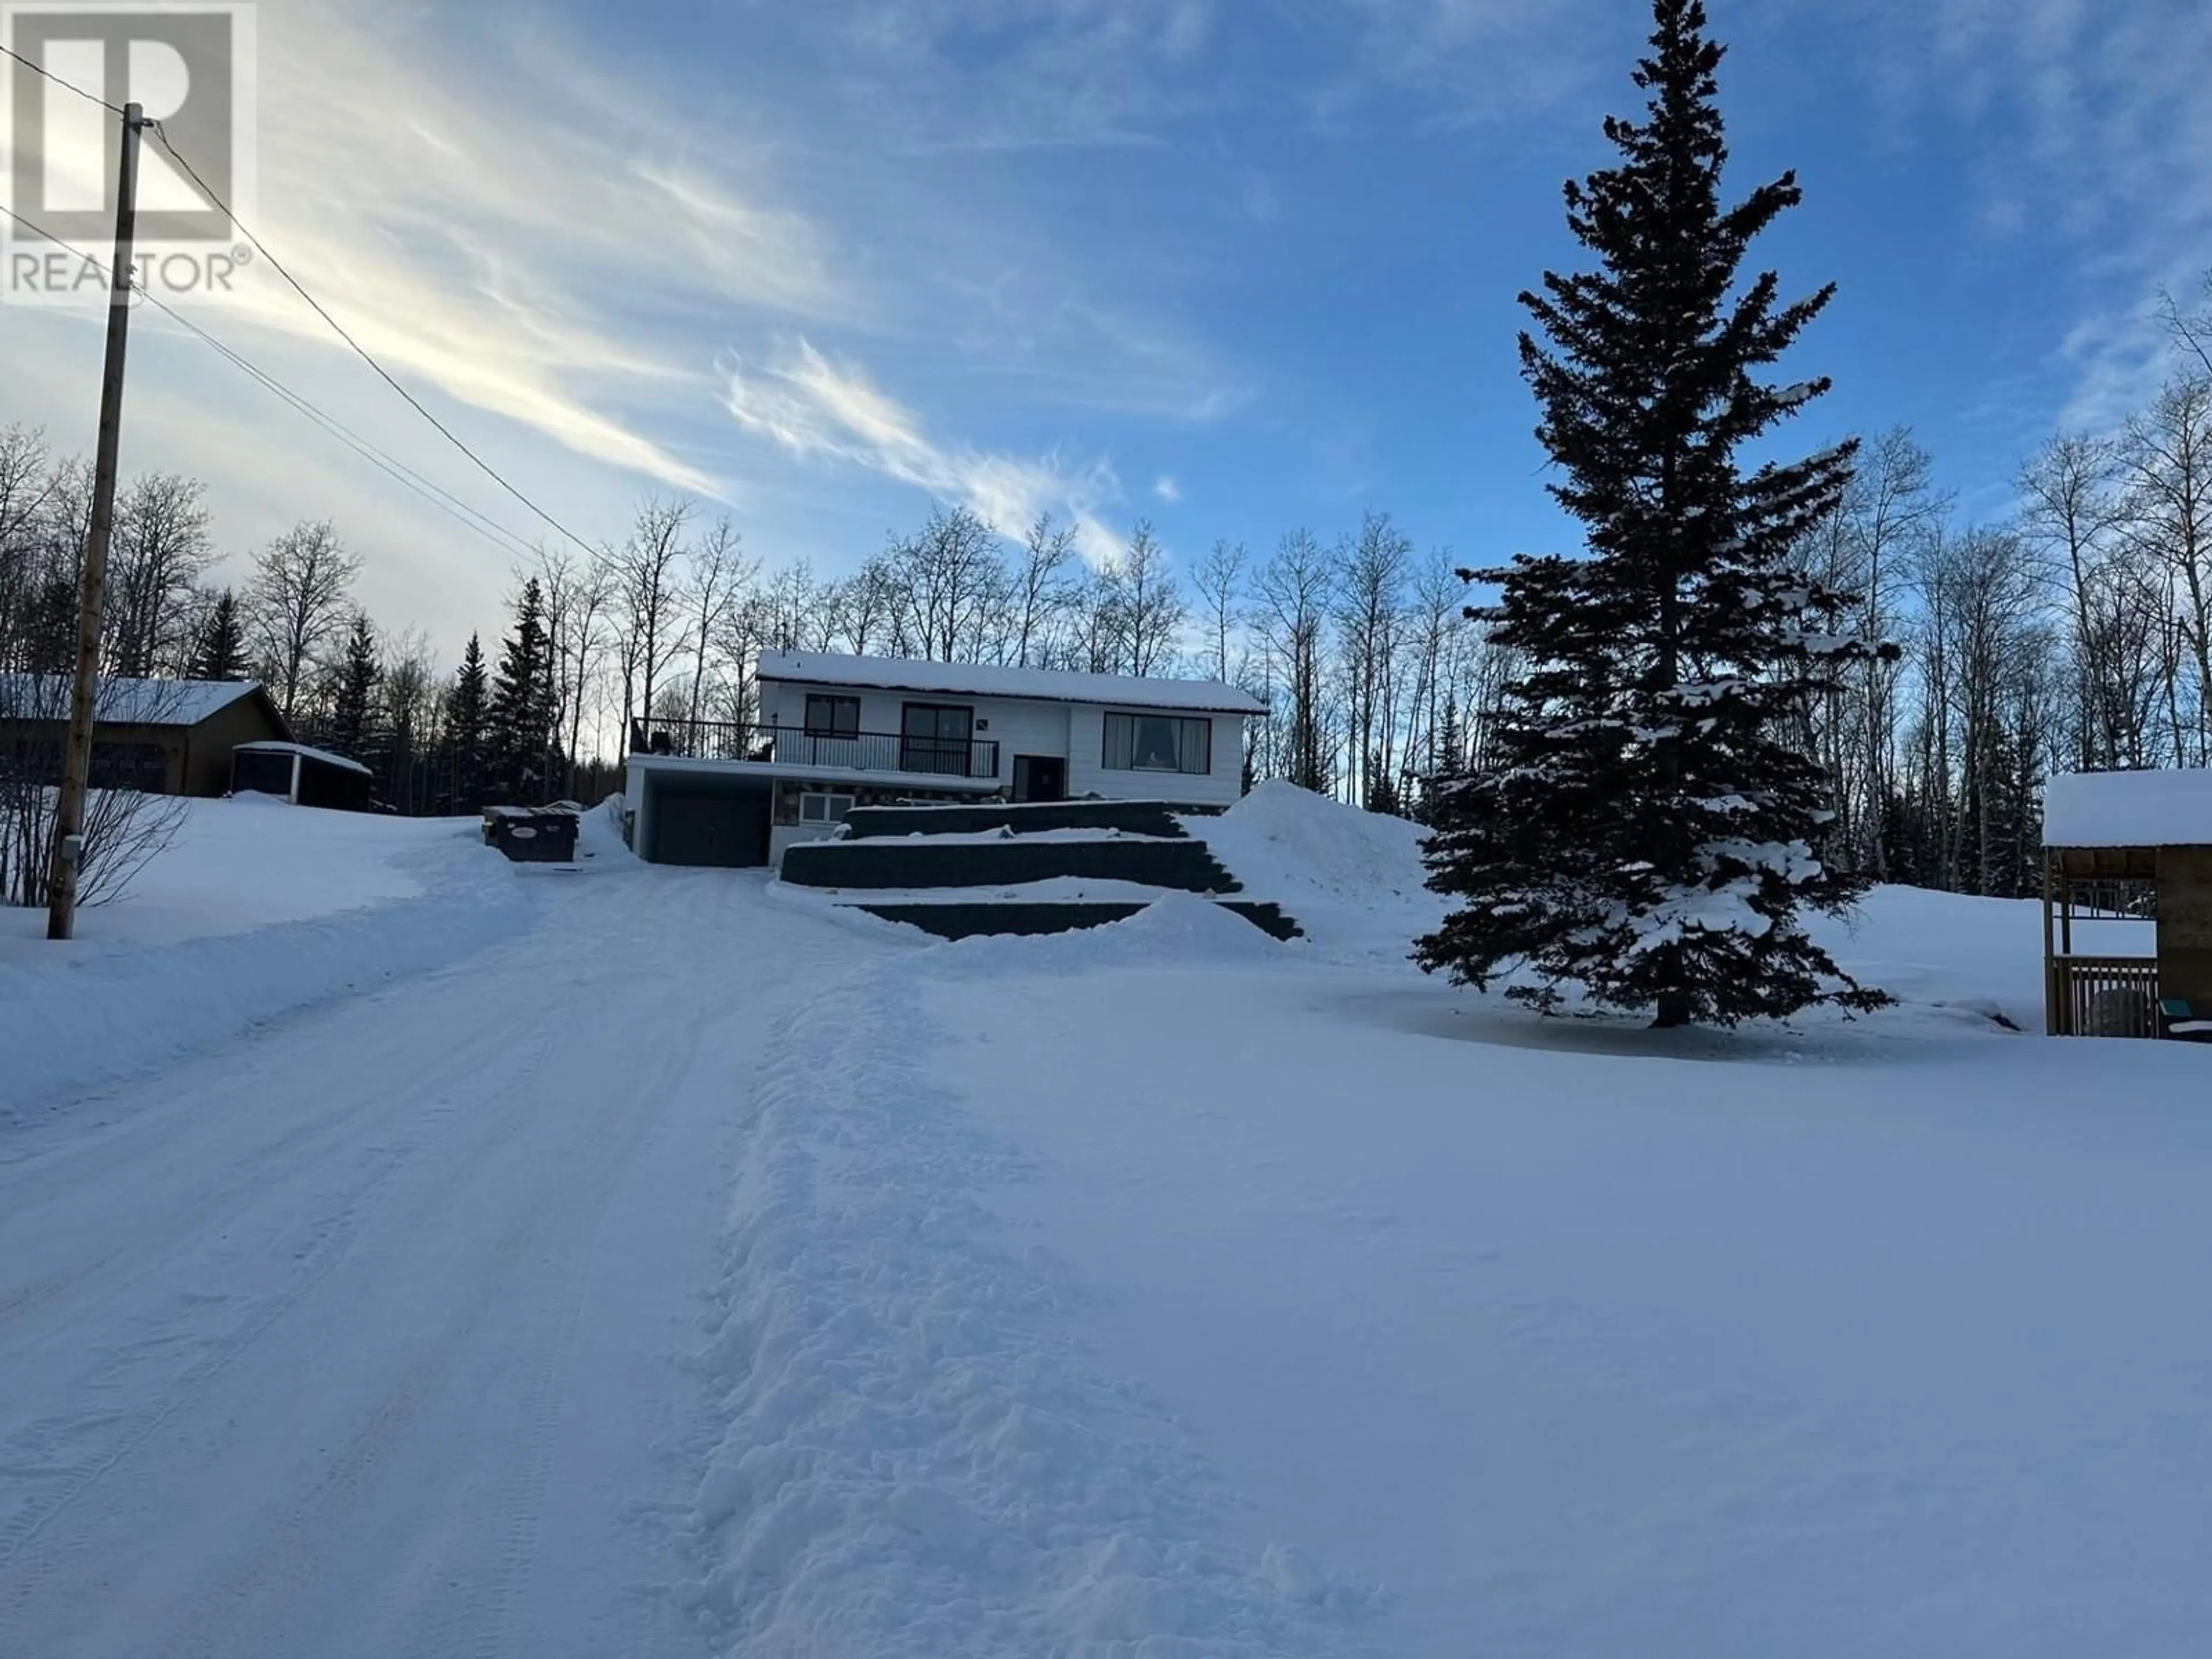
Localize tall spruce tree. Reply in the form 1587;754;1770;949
328;612;382;760
192;588;248;681
1418;0;1889;1028
489;579;556;803
446;634;490;813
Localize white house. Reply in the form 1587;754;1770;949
623;651;1267;866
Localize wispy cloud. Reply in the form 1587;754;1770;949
1152;474;1182;503
203;0;863;497
1318;0;1597;121
1867;0;2212;427
818;0;1228;152
724;339;1128;563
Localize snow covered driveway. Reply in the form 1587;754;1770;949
0;863;893;1659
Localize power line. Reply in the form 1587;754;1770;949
146;122;599;555
3;69;602;557
0;40;127;115
0;197;554;565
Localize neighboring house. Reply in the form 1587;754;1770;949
624;651;1267;867
0;676;291;797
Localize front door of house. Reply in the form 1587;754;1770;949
901;703;974;775
1012;755;1066;803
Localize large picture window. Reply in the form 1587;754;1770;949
803;694;860;737
1103;711;1211;775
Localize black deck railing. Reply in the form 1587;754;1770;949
628;718;1000;781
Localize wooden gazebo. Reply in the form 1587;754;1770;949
2043;770;2212;1037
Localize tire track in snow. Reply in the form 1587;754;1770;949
1;863;889;1659
0;987;567;1608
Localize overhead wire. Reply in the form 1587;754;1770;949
0;198;552;565
2;44;595;556
146;122;599;554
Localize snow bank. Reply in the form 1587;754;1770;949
1192;782;1443;960
927;889;1289;976
574;791;645;871
0;801;531;1121
0;794;437;956
690;950;1369;1658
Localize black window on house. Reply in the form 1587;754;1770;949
1103;712;1211;775
900;703;975;775
804;694;861;737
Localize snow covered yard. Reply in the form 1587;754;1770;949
6;783;2205;1658
0;796;532;1120
704;785;2212;1658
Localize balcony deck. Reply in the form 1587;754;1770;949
626;717;1003;791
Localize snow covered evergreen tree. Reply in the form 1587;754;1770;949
1418;0;1889;1028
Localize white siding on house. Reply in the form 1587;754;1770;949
759;675;1247;806
977;699;1070;787
1066;705;1244;808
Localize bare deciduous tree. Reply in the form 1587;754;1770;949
1011;512;1079;669
885;506;1003;663
246;520;361;719
2122;377;2212;767
1192;537;1245;687
682;517;755;730
610;498;694;746
106;473;213;678
1100;518;1184;678
1255;529;1335;794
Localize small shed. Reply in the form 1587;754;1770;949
230;740;375;812
2042;770;2212;1037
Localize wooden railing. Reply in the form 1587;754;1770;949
2048;955;2161;1038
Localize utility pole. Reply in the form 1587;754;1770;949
46;101;145;941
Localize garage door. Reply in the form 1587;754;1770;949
650;786;772;867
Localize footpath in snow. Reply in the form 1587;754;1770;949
702;782;2212;1658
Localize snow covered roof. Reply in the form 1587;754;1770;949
235;740;374;777
2043;770;2212;848
0;675;271;727
756;652;1268;717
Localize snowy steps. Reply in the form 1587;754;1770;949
855;898;1302;942
785;799;1302;941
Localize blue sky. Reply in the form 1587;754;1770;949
3;0;2207;656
